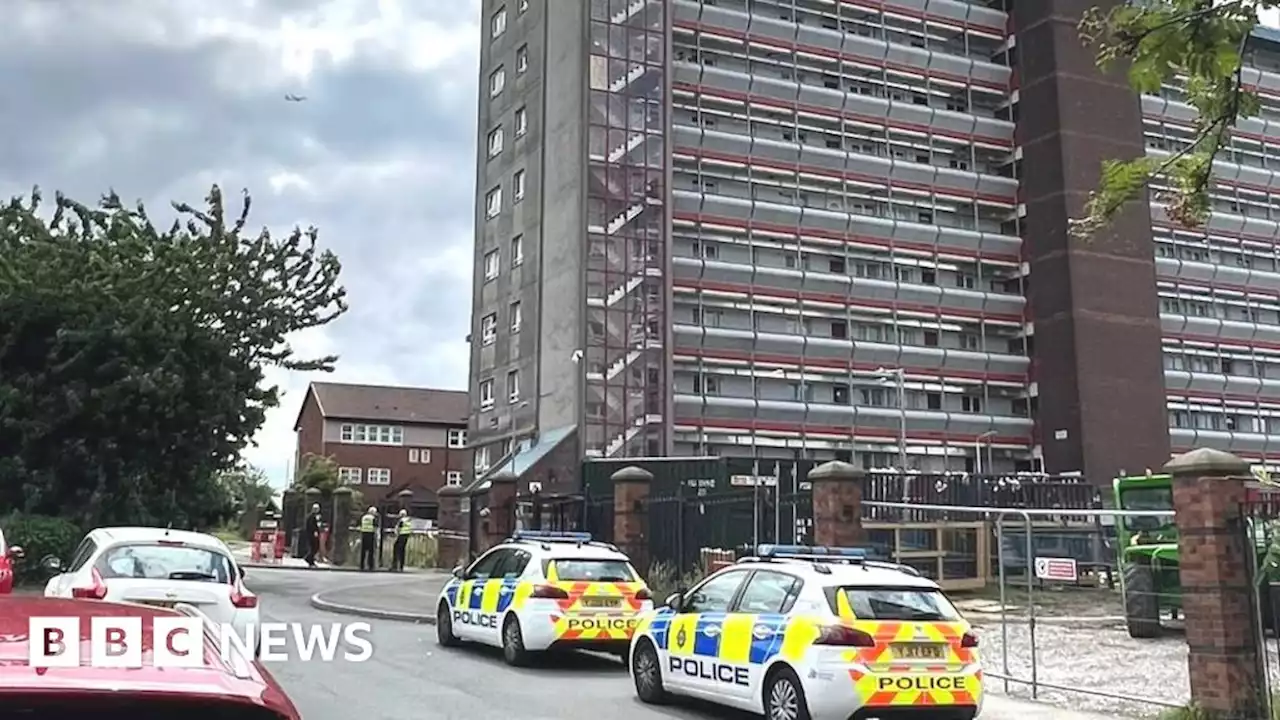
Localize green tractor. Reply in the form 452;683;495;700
1113;473;1179;638
1115;471;1280;638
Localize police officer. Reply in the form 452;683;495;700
303;503;323;568
359;506;377;571
392;509;412;571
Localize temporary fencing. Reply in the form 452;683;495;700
864;501;1182;715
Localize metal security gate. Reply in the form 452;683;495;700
644;472;813;573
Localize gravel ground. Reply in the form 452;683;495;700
971;607;1280;718
972;618;1190;717
957;585;1184;717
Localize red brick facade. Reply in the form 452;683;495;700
293;386;472;513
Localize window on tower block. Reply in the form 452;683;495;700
487;126;504;158
490;7;506;38
515;106;528;136
489;67;505;97
485;186;502;218
481;313;497;344
484;249;500;280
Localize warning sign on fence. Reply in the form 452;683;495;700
1033;557;1078;582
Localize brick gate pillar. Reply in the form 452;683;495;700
612;466;652;572
1165;448;1265;718
483;471;518;550
330;487;353;566
436;486;466;570
809;461;866;548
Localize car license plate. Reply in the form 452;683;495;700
137;600;176;608
581;596;618;608
893;643;945;660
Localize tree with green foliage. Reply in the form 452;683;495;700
217;463;277;514
1074;1;1274;237
293;453;341;495
0;186;346;529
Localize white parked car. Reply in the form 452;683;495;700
42;527;259;648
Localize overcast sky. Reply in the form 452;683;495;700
3;0;481;487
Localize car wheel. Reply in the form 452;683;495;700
436;604;460;647
631;640;669;704
764;666;811;720
501;615;530;666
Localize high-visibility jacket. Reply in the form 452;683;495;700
397;518;412;536
359;513;376;533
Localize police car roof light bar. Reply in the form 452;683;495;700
755;544;869;561
511;530;592;543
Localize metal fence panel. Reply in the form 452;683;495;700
1241;496;1280;716
861;501;1182;715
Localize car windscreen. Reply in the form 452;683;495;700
823;586;961;621
541;558;636;582
4;696;290;719
95;543;235;583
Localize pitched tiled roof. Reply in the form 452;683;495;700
295;382;468;428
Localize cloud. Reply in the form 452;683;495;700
2;0;480;487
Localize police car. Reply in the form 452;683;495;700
627;545;983;720
435;531;654;666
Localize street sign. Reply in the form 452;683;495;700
1033;557;1078;582
730;474;777;487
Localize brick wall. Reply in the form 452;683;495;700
294;391;325;479
326;440;470;507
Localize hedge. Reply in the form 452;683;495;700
3;513;82;585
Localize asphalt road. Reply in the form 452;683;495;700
247;569;736;720
245;569;1125;720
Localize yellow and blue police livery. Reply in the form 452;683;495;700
628;545;983;720
435;530;654;666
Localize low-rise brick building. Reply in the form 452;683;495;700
293;381;470;519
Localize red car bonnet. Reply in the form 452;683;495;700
0;596;300;719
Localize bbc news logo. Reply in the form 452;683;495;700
28;617;373;667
